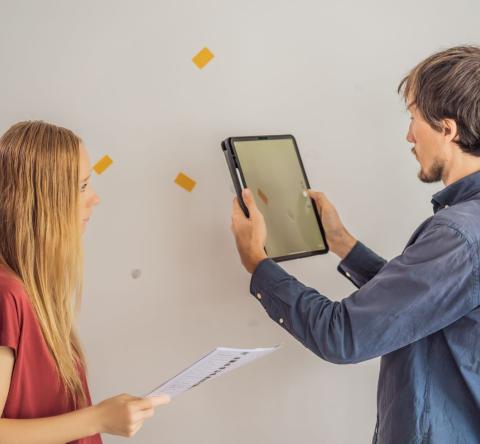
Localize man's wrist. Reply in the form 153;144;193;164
332;233;357;259
247;251;268;274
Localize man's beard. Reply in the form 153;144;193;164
418;158;444;183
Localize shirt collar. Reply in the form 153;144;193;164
431;171;480;213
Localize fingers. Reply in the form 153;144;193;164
129;397;154;410
126;419;145;437
131;405;156;423
132;420;144;435
232;196;244;219
241;188;258;213
100;393;169;438
231;197;245;232
129;396;169;426
231;189;261;223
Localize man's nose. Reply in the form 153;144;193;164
406;127;415;144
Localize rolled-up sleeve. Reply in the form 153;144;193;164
337;241;387;288
250;223;479;364
0;291;20;353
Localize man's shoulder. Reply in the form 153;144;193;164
431;198;480;243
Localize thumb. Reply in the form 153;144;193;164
150;394;171;407
307;189;327;215
308;189;327;206
242;188;258;213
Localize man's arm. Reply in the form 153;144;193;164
336;241;387;288
249;223;478;364
306;191;387;288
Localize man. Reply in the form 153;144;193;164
230;46;480;444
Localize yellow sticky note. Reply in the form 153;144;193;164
175;172;197;192
192;47;214;69
93;155;113;175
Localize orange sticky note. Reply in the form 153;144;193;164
175;172;196;192
93;155;113;175
192;47;214;69
257;188;269;205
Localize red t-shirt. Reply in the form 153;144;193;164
0;267;102;444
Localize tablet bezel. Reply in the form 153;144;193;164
228;134;329;262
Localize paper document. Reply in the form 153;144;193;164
146;346;279;398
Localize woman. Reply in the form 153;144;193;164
0;121;169;443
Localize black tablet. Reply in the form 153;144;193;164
222;135;328;262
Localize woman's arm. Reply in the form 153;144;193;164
0;346;169;443
0;346;14;416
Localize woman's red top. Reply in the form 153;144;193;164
0;267;102;443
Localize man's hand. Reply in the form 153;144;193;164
308;190;357;259
231;189;268;273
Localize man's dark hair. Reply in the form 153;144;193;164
398;45;480;156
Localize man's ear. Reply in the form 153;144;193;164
443;118;459;144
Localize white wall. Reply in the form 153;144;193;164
1;1;479;442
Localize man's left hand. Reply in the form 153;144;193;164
231;188;268;274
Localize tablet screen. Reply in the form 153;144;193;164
232;136;327;259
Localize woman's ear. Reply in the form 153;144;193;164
443;118;459;144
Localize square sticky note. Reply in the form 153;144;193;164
192;47;214;69
175;172;197;192
93;155;113;175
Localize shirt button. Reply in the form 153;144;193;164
346;272;351;278
256;292;262;300
279;318;284;324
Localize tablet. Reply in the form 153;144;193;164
222;135;328;262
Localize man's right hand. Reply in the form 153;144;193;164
308;190;357;260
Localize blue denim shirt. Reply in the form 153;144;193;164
250;172;480;444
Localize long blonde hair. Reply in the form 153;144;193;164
0;121;86;405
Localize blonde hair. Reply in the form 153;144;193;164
0;121;86;405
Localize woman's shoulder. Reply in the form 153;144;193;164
0;267;28;307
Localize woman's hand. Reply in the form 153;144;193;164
308;190;357;259
94;393;170;438
0;389;170;443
